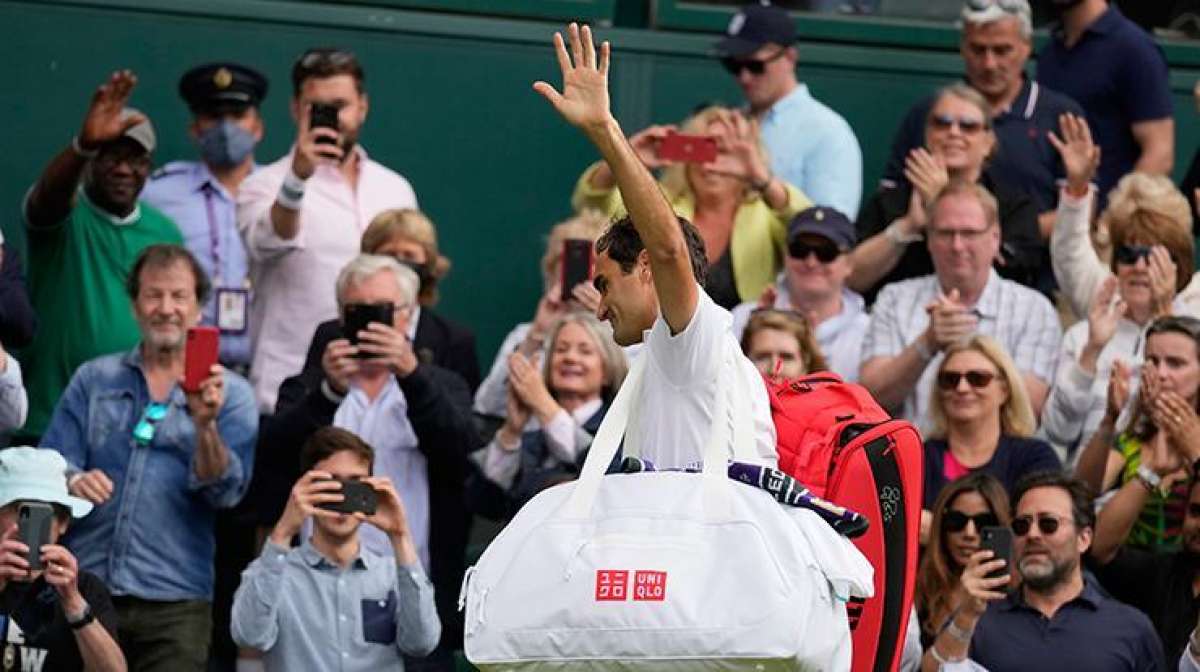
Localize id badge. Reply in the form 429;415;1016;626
216;288;249;334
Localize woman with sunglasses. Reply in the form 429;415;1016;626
572;105;810;309
1044;113;1194;465
848;83;1043;304
916;473;1010;650
1077;316;1200;553
923;335;1060;517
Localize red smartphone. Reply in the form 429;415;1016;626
184;326;220;393
561;239;594;303
657;131;718;164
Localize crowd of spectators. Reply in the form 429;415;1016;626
5;0;1200;670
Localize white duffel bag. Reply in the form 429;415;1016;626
461;350;874;670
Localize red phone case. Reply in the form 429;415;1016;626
184;326;220;392
657;132;718;164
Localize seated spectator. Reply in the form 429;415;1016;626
288;208;480;398
18;70;182;443
1092;468;1200;664
923;335;1061;512
0;228;36;355
859;180;1060;433
731;206;870;381
740;309;826;381
0;447;125;671
477;312;627;515
571;104;811;309
915;473;1010;647
850;84;1042;304
1077;316;1200;553
237;48;418;413
253;254;475;670
882;0;1082;230
42;244;257;670
232;427;439;670
927;471;1165;671
475;211;608;421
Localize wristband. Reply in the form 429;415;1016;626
71;136;99;159
66;602;94;630
945;618;974;643
929;643;965;665
1136;464;1162;492
885;219;923;247
750;173;773;193
277;170;307;211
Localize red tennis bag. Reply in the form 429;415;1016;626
767;373;923;672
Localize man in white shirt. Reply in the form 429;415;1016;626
535;23;776;469
237;48;418;412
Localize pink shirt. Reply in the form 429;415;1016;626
236;147;417;412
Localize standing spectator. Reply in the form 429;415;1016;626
740;309;827;381
731;206;869;381
42;244;257;670
859;180;1060;433
142;62;268;371
926;471;1165;671
1037;0;1174;200
882;0;1082;230
714;2;863;218
851;84;1043;303
0;448;125;672
922;335;1061;511
0;228;30;439
572;105;809;309
237;48;418;413
231;427;440;670
18;70;182;444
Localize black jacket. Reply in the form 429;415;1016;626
0;243;36;348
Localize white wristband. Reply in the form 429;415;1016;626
885;219;923;247
71;136;99;159
277;170;307;211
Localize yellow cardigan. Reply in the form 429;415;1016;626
571;162;812;303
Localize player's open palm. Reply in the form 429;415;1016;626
534;23;613;132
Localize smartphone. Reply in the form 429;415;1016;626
183;326;220;393
17;502;55;572
309;103;340;145
317;479;379;516
657;131;718;164
343;302;395;358
560;239;594;303
980;526;1013;586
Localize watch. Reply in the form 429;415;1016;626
1136;464;1162;492
66;602;94;630
885;219;923;247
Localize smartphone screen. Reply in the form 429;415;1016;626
343;303;395;358
980;526;1013;586
18;503;54;572
183;326;220;393
657;131;718;164
560;239;594;303
316;479;379;516
309;103;339;145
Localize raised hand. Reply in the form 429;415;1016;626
1086;276;1127;354
533;23;613;133
1047;113;1100;197
628;125;678;170
1146;245;1178;317
925;289;979;351
1105;359;1131;423
960;549;1011;616
1154;391;1200;461
270;470;345;545
183;364;225;427
904;148;949;205
357;321;418;379
570;281;603;315
360;476;410;540
508;351;558;422
291;103;345;180
1140;363;1162;413
40;544;85;613
321;338;360;395
78;70;146;150
0;524;29;588
708;110;771;187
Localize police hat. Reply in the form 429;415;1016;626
179;62;268;113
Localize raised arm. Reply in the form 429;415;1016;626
534;23;697;333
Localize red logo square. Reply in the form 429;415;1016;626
633;570;667;601
595;570;628;601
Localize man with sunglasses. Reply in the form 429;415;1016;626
714;2;863;219
237;48;419;415
40;244;258;671
731;206;869;381
17;70;183;447
928;471;1165;671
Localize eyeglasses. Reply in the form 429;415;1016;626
1114;244;1154;266
965;0;1028;14
929;113;988;135
295;48;358;70
942;510;999;533
1011;514;1071;537
720;48;788;76
936;369;996;390
788;239;843;263
928;226;992;243
132;402;170;445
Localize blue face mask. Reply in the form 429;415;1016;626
197;119;257;168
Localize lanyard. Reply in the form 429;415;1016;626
202;182;222;283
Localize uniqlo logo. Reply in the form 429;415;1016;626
595;570;628;601
633;570;667;601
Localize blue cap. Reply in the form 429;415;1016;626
715;2;797;58
788;206;856;250
0;448;93;518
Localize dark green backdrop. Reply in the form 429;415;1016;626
4;0;1199;363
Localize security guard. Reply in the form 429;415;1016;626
142;62;267;371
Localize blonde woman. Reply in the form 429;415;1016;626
571;105;810;308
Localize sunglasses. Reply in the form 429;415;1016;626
929;113;988;135
1011;514;1071;537
942;510;999;533
965;0;1027;13
788;239;843;263
296;48;358;70
720;48;788;76
132;401;170;445
1114;244;1154;266
936;370;996;390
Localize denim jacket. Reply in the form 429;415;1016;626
41;347;258;601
